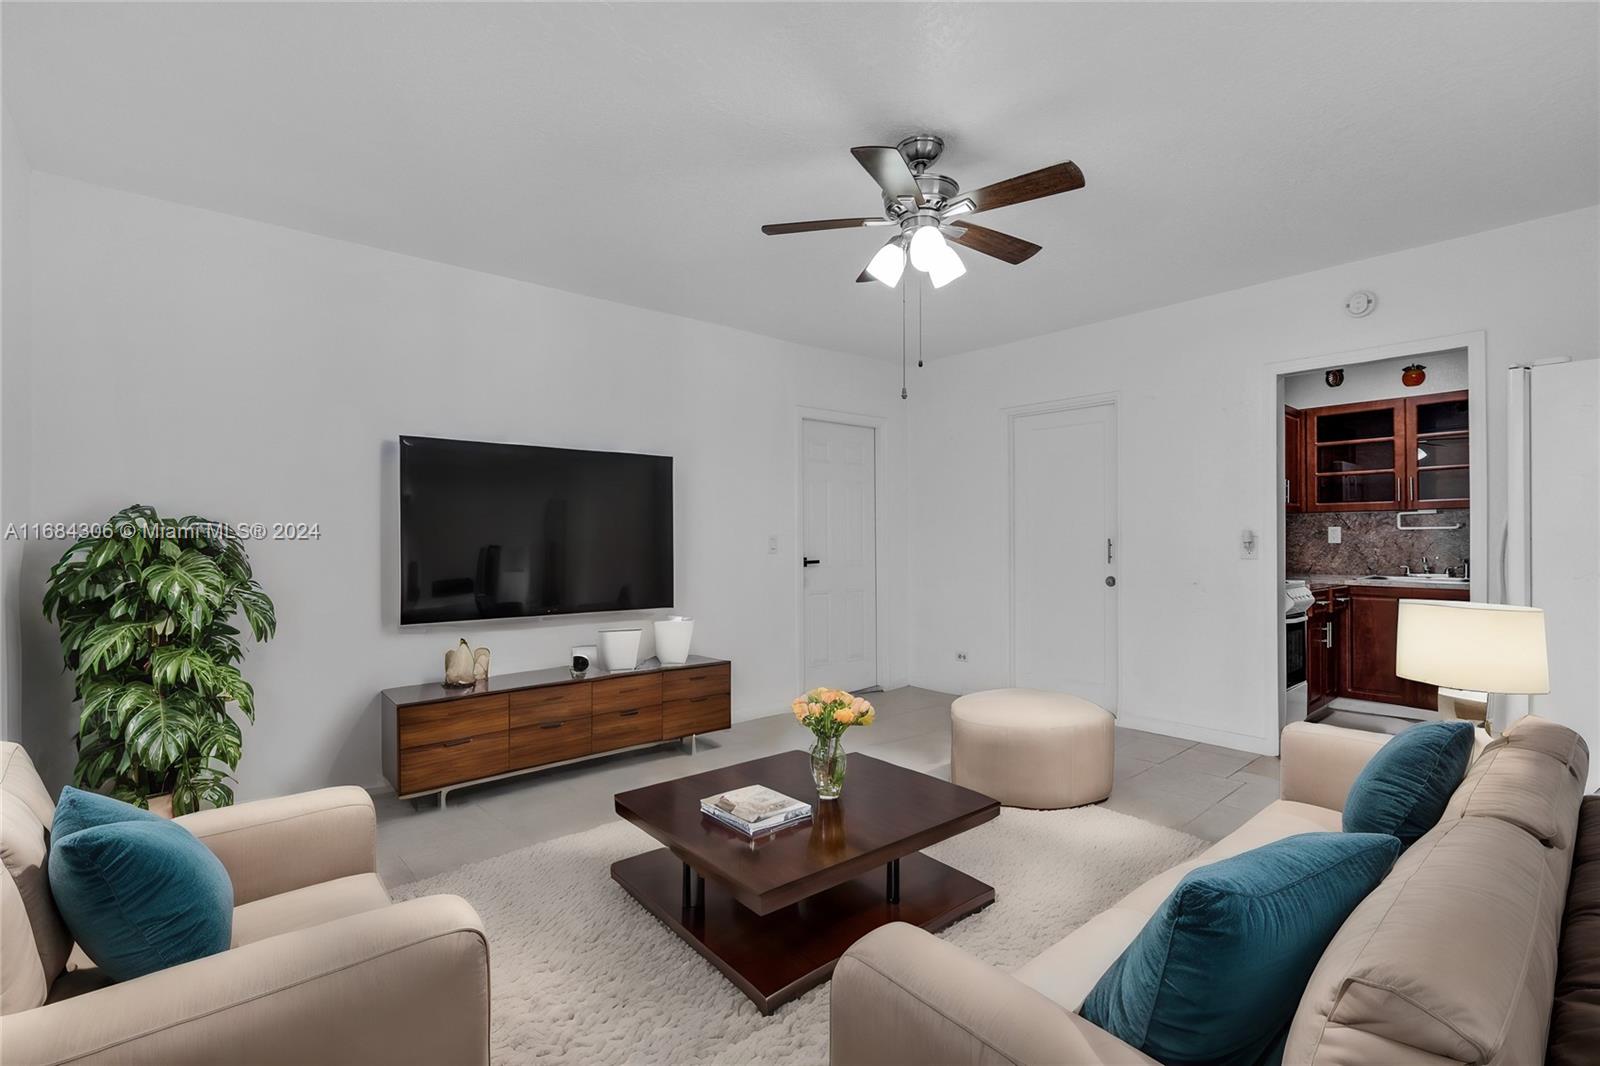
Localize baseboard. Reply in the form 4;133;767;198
1114;713;1278;757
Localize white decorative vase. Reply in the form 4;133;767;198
653;616;694;665
598;628;642;672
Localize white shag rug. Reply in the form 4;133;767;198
394;807;1204;1065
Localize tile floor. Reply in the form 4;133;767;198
374;685;1280;888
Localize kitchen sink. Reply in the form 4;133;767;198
1364;573;1466;584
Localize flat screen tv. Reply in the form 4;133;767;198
399;436;673;625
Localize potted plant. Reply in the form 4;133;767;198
43;505;276;815
791;687;875;799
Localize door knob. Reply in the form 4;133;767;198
1105;576;1116;587
802;558;821;567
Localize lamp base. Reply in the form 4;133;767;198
1437;688;1490;732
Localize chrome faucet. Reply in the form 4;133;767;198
1419;556;1434;574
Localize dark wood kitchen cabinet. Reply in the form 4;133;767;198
1284;406;1306;513
1342;584;1468;708
1295;392;1469;513
1405;391;1470;509
1305;587;1345;714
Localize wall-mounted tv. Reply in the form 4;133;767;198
399;436;673;625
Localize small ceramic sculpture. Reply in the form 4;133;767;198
444;638;489;687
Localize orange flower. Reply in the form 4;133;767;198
834;708;857;725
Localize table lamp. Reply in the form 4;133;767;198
1395;600;1548;730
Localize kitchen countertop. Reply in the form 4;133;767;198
1292;573;1471;591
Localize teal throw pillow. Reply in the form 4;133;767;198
48;789;233;982
1343;720;1475;846
1081;832;1400;1066
51;785;162;839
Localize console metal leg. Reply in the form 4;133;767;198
886;858;900;903
682;863;704;910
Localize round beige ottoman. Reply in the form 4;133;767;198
950;688;1114;808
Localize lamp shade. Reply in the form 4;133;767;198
1395;600;1549;694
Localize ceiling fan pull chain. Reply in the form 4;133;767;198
902;265;915;398
917;273;925;368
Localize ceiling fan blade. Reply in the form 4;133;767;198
761;217;886;235
964;161;1084;214
851;146;924;206
945;223;1042;264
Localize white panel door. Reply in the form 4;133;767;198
1530;360;1600;791
802;419;878;693
1011;402;1118;708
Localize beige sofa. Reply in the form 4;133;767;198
0;743;489;1065
832;716;1591;1065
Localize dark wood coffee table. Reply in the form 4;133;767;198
611;750;999;1013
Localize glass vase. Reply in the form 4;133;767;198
810;734;847;799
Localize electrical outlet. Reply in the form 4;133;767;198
1327;526;1342;544
1239;529;1259;559
767;535;779;555
955;652;968;662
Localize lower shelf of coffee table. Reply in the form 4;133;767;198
611;847;994;1014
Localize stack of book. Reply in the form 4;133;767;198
700;785;812;837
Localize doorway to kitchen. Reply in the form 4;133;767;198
1008;397;1119;711
1274;335;1486;736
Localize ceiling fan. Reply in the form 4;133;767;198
760;134;1084;289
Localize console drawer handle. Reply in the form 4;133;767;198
689;696;710;703
539;721;564;730
620;709;640;718
442;737;472;748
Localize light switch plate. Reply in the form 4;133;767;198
1240;529;1259;559
1328;526;1342;544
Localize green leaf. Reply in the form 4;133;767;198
77;621;148;674
144;550;225;607
150;645;220;690
236;584;277;642
125;693;198;772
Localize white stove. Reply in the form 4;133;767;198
1283;580;1313;725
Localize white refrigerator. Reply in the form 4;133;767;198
1505;360;1600;792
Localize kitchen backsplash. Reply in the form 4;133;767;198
1286;510;1470;577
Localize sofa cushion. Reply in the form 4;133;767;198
48;813;234;982
1015;800;1342;1012
232;872;391;947
1443;742;1573;847
1343;720;1475;846
1549;796;1600;1066
1498;713;1591;778
1;743;71;1014
1286;816;1563;1064
1082;832;1399;1066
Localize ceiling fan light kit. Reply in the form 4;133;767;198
762;133;1084;289
865;235;908;287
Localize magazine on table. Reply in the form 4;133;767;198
700;785;812;836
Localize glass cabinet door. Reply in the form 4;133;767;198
1307;401;1401;510
1406;392;1469;508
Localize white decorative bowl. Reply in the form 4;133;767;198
653;616;694;665
597;629;642;672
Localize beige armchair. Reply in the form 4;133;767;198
0;743;489;1066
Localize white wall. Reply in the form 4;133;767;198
1;107;32;746
1283;348;1468;408
908;207;1599;754
16;173;909;797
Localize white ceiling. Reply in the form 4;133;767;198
5;3;1596;359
